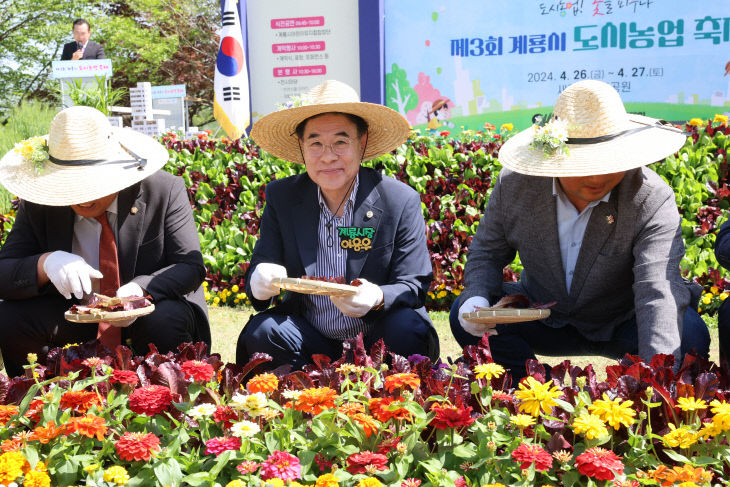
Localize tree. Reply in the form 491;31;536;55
385;63;418;117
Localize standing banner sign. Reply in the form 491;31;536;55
384;1;730;132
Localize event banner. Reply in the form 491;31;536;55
246;0;360;121
384;1;730;132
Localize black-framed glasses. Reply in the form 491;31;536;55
302;137;353;157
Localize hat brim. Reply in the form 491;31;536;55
498;115;688;177
251;102;410;164
0;128;168;206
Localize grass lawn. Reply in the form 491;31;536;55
209;307;721;379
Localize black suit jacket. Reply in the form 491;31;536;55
0;171;210;345
61;40;105;60
245;167;433;326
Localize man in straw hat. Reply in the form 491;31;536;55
450;80;709;380
237;80;438;369
0;106;209;377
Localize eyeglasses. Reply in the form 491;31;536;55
302;137;353;157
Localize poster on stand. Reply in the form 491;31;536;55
247;0;360;122
384;0;730;132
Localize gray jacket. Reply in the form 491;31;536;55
462;167;695;361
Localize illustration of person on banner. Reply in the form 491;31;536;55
214;0;250;139
236;80;439;370
451;80;710;380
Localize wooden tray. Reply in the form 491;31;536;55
65;304;155;323
272;277;358;297
461;308;550;325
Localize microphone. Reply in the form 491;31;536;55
77;41;83;52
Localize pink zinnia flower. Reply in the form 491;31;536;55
204;436;241;456
237;460;259;474
401;480;421;487
260;450;301;481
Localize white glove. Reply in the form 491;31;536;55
116;282;144;298
458;296;498;337
249;263;287;301
330;278;384;318
43;251;103;300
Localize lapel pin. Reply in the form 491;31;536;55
606;215;614;224
366;210;373;219
130;206;139;215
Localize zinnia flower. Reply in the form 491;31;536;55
572;412;609;440
110;370;139;385
231;419;261;438
357;478;382;487
181;360;215;382
260;450;301;481
338;402;365;417
60;390;103;414
401;480;421;487
714;114;728;125
710;400;730;430
24;468;51;487
0;451;30;484
688;118;705;127
368;397;411;423
231;391;269;416
677;397;707;412
352;413;380;438
225;480;246;487
384;373;420;392
247;372;279;394
511;443;553;471
32;421;65;444
514;376;562;417
662;424;700;449
129;385;173;416
575;447;624;481
213;405;238;428
473;362;505;380
429;402;475;429
316;473;340;487
588;393;635;430
649;464;713;485
295;387;338;415
103;465;130;485
188;403;217;419
66;414;107;441
115;432;161;461
205;436;241;456
510;414;536;430
237;460;260;474
346;451;389;474
0;405;19;426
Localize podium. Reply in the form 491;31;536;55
51;59;113;108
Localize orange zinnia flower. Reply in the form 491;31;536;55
60;390;102;414
338;402;365;417
247;373;279;394
32;421;66;444
368;397;412;423
352;413;380;438
649;464;713;486
384;373;420;393
66;414;107;441
294;387;338;415
0;405;19;426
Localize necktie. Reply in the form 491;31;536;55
95;213;121;348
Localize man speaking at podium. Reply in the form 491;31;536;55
60;19;105;61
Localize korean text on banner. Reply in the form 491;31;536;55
214;0;250;139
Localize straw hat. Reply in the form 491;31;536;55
0;106;168;206
251;80;410;164
498;80;688;177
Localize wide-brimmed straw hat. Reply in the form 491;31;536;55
251;80;410;164
0;106;168;206
498;80;688;177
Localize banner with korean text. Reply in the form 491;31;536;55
384;0;730;132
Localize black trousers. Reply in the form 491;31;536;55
0;294;199;378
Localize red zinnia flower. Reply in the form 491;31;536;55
368;397;411;423
346;451;389;474
110;370;139;386
181;360;215;382
213;405;238;429
575;447;624;481
511;443;553;472
60;390;102;414
115;432;161;461
260;450;301;481
205;436;241;456
440;130;451;136
25;399;45;423
315;453;333;472
129;385;173;416
237;460;260;474
429;403;475;430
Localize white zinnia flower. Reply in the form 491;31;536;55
230;419;261;438
188;403;217;418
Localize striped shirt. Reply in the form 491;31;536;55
303;176;371;340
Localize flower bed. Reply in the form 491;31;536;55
0;339;729;486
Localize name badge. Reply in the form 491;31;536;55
338;226;375;252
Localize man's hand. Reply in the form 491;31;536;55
249;263;287;301
330;278;384;318
42;251;103;300
458;296;498;337
71;49;83;60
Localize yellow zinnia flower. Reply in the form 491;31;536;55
662;424;699;449
514;376;562;417
688;118;705;127
677;397;707;412
701;294;712;305
572;412;609;440
710;399;730;430
698;420;723;439
315;473;340;487
0;451;30;484
356;479;382;487
588;393;635;430
225;480;246;487
510;413;536;430
473;362;505;380
501;123;514;132
103;466;130;486
713;114;728;124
